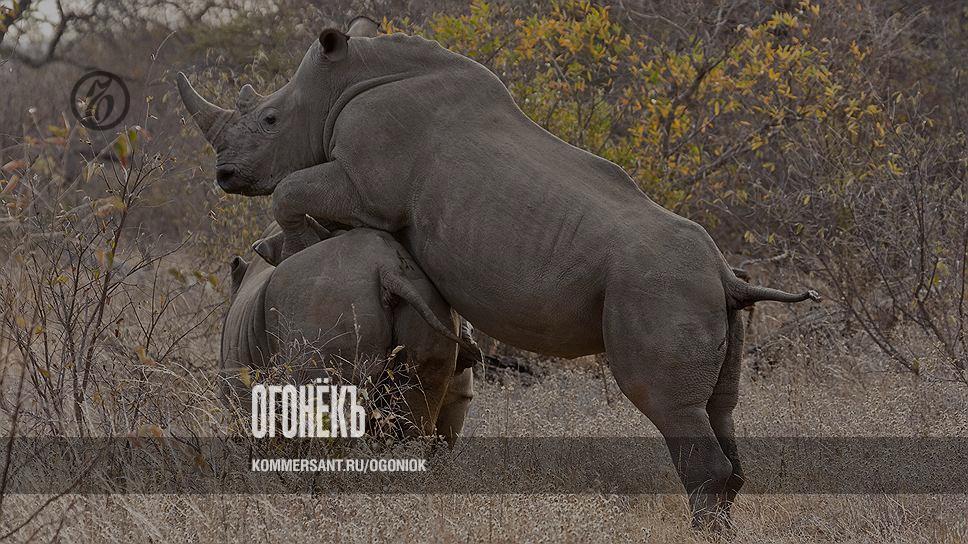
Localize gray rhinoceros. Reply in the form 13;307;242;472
179;17;818;529
223;222;474;444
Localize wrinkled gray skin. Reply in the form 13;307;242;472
222;222;474;445
181;16;820;530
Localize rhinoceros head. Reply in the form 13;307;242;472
177;17;381;195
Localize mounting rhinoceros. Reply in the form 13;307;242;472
179;17;819;529
222;221;474;444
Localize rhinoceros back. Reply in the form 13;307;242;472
220;266;273;375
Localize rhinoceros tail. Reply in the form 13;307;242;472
721;266;821;310
455;319;485;372
378;268;475;350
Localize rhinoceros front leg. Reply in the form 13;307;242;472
252;217;337;266
270;161;364;262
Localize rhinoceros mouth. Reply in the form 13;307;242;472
216;178;243;193
227;179;276;197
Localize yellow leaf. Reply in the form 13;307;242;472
239;367;252;387
93;195;126;217
168;267;186;283
113;134;130;162
47;124;68;138
135;345;155;365
2;159;26;173
0;174;19;196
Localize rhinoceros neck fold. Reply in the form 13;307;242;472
321;72;414;162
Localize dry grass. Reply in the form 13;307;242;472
5;492;966;543
1;293;966;542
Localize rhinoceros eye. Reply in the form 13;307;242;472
259;108;280;132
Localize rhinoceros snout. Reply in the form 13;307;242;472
216;164;236;183
214;164;246;193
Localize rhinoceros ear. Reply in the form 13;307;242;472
229;256;249;297
237;84;263;114
346;16;381;38
319;28;349;61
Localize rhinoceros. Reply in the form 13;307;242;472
222;222;474;444
179;17;819;529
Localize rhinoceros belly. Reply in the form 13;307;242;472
398;117;662;358
399;202;612;358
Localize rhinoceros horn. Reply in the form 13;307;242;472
176;72;235;145
237;84;263;114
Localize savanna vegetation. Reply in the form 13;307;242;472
0;0;966;542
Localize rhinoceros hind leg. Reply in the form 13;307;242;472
435;368;474;447
387;275;459;438
603;286;734;532
706;309;746;516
